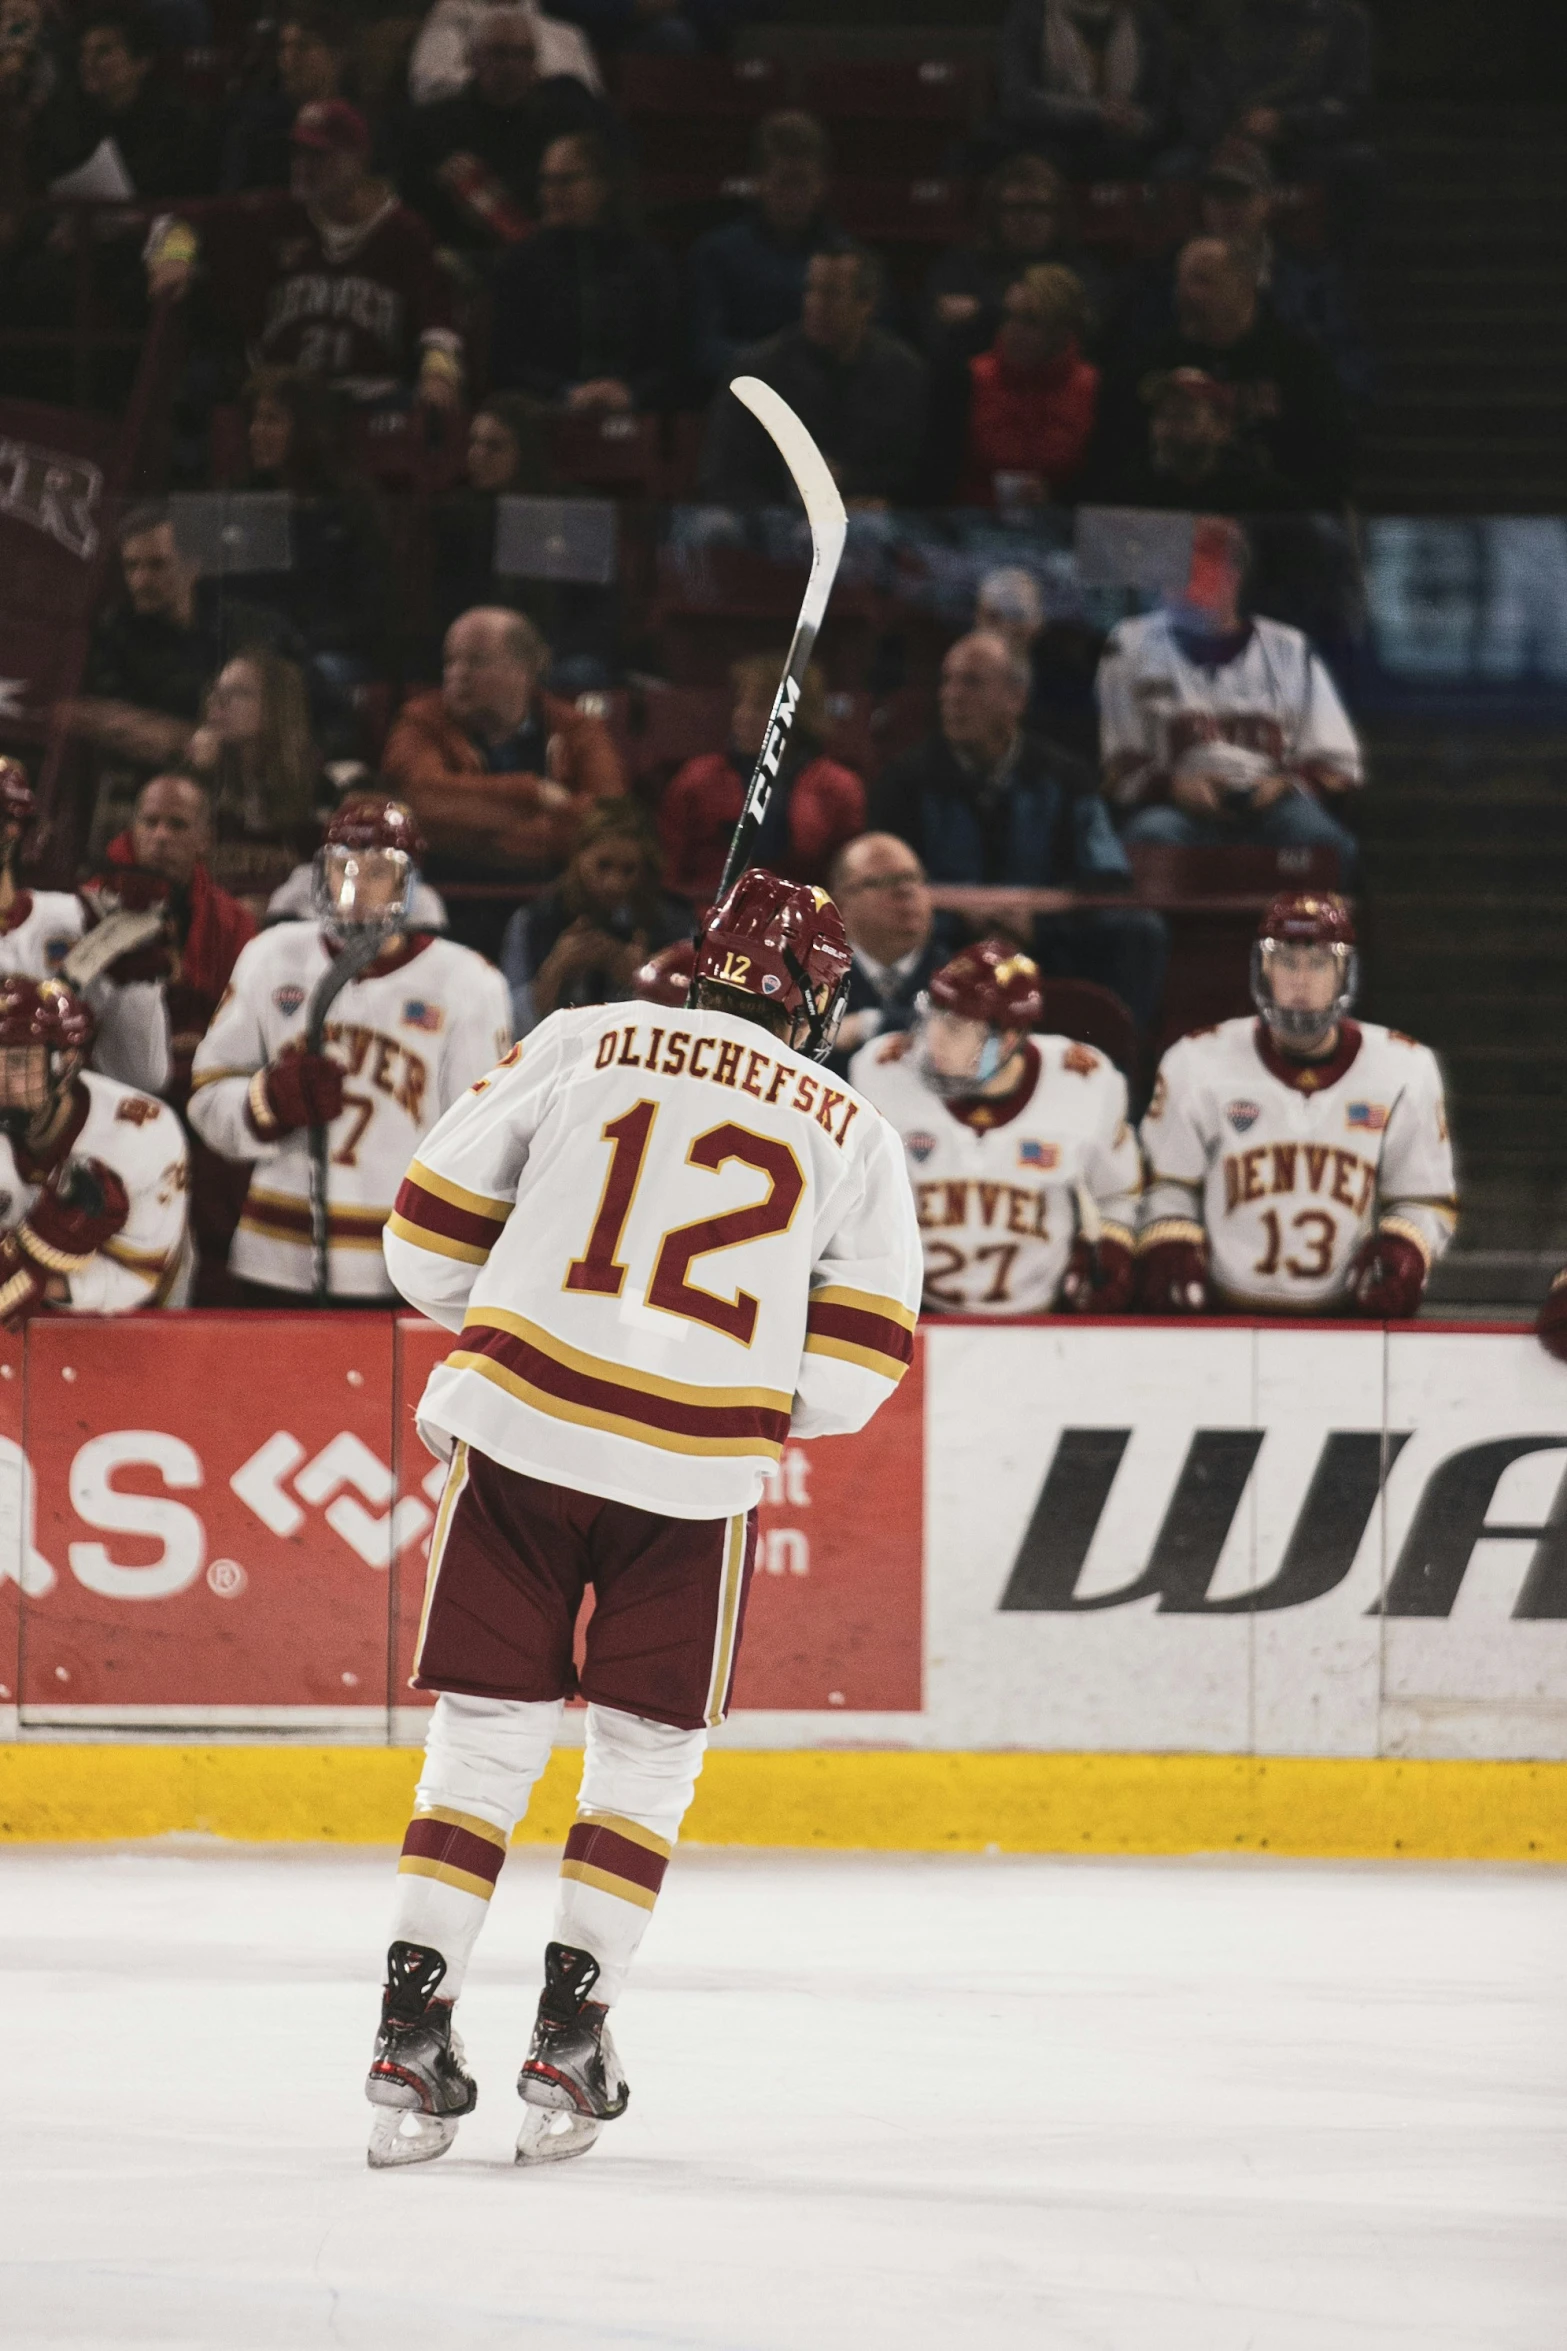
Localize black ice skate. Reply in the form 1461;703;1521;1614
365;1941;477;2169
515;1942;629;2166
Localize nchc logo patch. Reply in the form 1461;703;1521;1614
272;984;306;1016
1225;1099;1261;1133
907;1132;938;1164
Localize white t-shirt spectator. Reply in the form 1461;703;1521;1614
1096;609;1362;811
409;0;601;102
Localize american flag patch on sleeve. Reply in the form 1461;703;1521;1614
402;1000;445;1033
1346;1102;1388;1130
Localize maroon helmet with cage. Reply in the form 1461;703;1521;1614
928;938;1045;1031
692;868;851;1062
1252;891;1358;1047
0;976;94;1132
633;939;694;1008
314;795;425;937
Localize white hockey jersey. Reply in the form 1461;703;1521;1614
1096;610;1362;808
188;925;512;1297
0;890;170;1096
847;1032;1141;1317
384;1002;924;1519
0;1071;191;1311
1139;1016;1458;1311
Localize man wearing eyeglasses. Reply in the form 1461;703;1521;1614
823;833;950;1075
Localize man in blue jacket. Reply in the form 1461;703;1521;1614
867;631;1166;1036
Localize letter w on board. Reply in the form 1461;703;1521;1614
997;1429;1567;1619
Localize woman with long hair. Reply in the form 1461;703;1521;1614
500;797;689;1034
185;647;323;910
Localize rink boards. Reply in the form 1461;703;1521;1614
1;1312;1565;1855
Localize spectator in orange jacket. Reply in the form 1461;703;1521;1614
943;264;1099;509
657;652;865;902
383;606;625;957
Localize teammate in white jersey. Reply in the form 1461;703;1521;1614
0;975;190;1322
0;761;170;1097
370;868;921;2170
188;799;511;1302
1137;892;1457;1316
850;937;1141;1315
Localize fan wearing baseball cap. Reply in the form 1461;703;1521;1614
148;97;463;410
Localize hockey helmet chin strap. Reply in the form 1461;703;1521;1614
1251;941;1359;1052
781;943;847;1065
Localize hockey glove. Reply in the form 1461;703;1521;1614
249;1051;344;1139
1135;1234;1209;1315
1343;1230;1426;1320
1538;1271;1567;1363
1059;1234;1135;1314
21;1158;130;1271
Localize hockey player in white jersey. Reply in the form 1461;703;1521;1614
188;798;511;1302
850;937;1141;1316
1137;892;1457;1316
369;867;921;2170
0;975;190;1322
0;760;171;1097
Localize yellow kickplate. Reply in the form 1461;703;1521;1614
0;1744;1563;1860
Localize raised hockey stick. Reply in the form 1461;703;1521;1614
714;377;848;904
304;931;382;1302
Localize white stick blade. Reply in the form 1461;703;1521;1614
727;375;847;622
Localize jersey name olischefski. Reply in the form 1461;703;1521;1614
0;890;169;1096
384;1002;924;1519
0;1072;191;1310
1139;1016;1458;1310
188;926;511;1297
849;1033;1140;1315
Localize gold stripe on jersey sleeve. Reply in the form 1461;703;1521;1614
188;1066;253;1093
806;1283;918;1334
404;1160;512;1224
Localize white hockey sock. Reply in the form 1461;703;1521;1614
390;1693;564;1998
551;1704;706;2006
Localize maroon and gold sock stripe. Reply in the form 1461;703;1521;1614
397;1803;509;1901
558;1810;672;1912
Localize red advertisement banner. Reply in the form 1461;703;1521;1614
6;1313;924;1727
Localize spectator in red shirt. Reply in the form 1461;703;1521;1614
944;264;1098;508
658;653;865;901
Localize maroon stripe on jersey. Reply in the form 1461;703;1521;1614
561;1820;669;1898
805;1299;915;1367
463;1321;792;1448
400;1815;507;1887
393;1175;504;1256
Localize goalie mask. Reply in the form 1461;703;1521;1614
915;938;1042;1100
1251;892;1357;1051
313;797;425;941
0;976;93;1137
692;868;851;1062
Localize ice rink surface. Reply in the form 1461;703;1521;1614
2;1843;1563;2351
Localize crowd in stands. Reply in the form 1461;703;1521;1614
0;0;1380;1301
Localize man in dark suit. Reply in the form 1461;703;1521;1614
824;832;951;1078
867;630;1166;1035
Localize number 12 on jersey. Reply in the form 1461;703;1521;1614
566;1098;804;1343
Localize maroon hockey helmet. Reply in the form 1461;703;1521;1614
315;795;424;937
692;867;851;1062
928;938;1044;1031
0;975;94;1128
1252;891;1358;1046
0;758;35;835
633;939;694;1008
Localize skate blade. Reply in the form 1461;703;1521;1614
515;2106;601;2167
367;2108;461;2169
